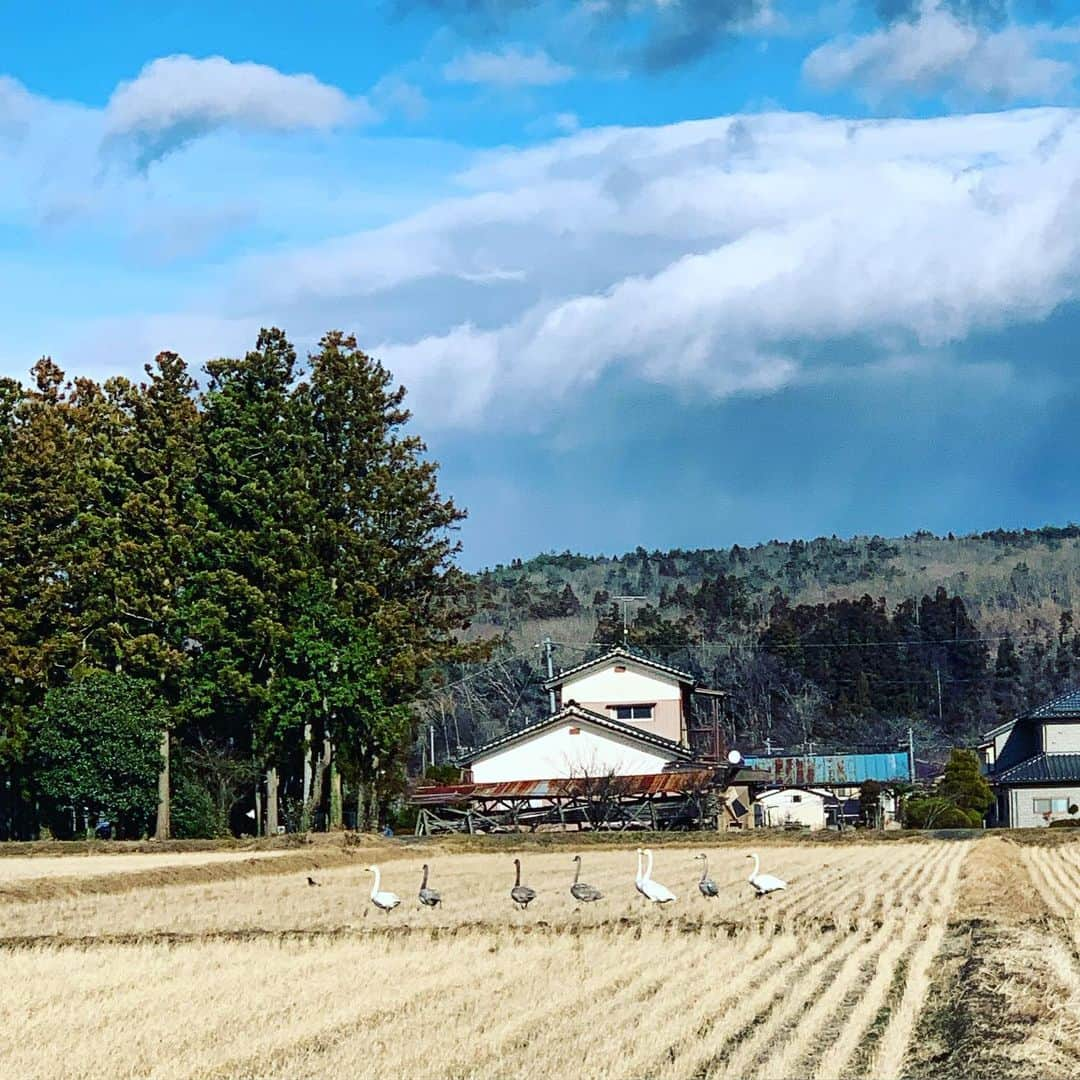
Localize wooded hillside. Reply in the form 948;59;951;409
427;529;1080;761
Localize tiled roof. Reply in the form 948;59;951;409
1025;688;1080;720
458;701;693;765
543;645;694;690
995;753;1080;784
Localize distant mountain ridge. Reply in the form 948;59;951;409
429;525;1080;760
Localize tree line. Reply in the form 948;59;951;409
0;330;475;840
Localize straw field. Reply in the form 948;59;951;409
1;834;1078;1079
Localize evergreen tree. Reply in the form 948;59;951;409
31;672;166;838
182;329;310;819
297;332;476;826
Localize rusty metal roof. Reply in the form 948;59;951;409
411;768;723;806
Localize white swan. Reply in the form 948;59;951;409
634;847;650;899
364;865;401;912
639;848;677;904
746;852;787;896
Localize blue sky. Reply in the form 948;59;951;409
3;0;1080;568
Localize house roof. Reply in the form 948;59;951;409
995;753;1080;784
543;646;695;690
1024;688;1080;720
458;701;694;765
979;686;1080;742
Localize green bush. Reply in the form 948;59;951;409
171;770;226;839
905;796;980;829
1049;818;1080;829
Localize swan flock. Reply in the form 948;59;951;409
359;850;787;913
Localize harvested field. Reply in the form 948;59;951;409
0;834;1078;1079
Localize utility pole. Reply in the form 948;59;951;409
935;668;943;726
907;725;915;784
429;724;436;770
540;636;557;714
612;595;646;644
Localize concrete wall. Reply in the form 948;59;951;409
469;721;679;783
1007;785;1080;828
756;788;827;830
1043;723;1080;753
560;665;685;744
572;698;683;744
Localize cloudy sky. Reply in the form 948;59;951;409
3;1;1080;567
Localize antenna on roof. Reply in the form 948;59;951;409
612;596;646;644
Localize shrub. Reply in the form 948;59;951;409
1049;818;1080;829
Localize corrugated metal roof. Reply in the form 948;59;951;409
1025;688;1080;720
995;752;1080;784
411;768;723;806
742;751;912;785
543;645;694;690
458;702;694;765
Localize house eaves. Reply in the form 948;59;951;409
542;645;695;691
458;701;694;766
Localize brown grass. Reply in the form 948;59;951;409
2;834;1080;1079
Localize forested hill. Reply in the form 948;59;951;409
432;526;1080;760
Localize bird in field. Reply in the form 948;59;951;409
694;853;719;898
638;848;677;904
569;855;603;904
746;852;787;897
635;848;650;899
306;876;321;887
511;858;537;910
418;863;442;908
364;865;401;913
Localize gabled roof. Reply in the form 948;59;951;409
979;717;1019;742
995;752;1080;784
458;701;694;765
543;646;694;691
1024;688;1080;720
980;687;1080;742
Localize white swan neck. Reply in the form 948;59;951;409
749;853;760;879
370;866;381;897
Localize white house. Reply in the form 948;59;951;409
462;703;693;783
980;688;1080;828
544;646;695;746
755;787;829;830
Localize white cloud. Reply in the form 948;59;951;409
7;74;1080;437
804;2;1079;105
104;55;374;167
443;46;574;87
221;107;1080;428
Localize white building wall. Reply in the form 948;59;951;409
1008;785;1080;828
562;666;681;705
1042;724;1080;753
756;789;827;830
469;722;678;783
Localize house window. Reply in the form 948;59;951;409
791;794;802;803
612;704;653;721
1033;798;1070;814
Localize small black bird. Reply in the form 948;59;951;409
307;876;322;887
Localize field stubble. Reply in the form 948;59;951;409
0;835;1078;1079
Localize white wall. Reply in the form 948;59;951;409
1008;785;1080;828
1043;723;1080;753
756;789;827;830
470;722;678;783
562;665;681;705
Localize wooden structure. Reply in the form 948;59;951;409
411;766;756;835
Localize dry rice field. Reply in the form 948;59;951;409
1;833;1079;1079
